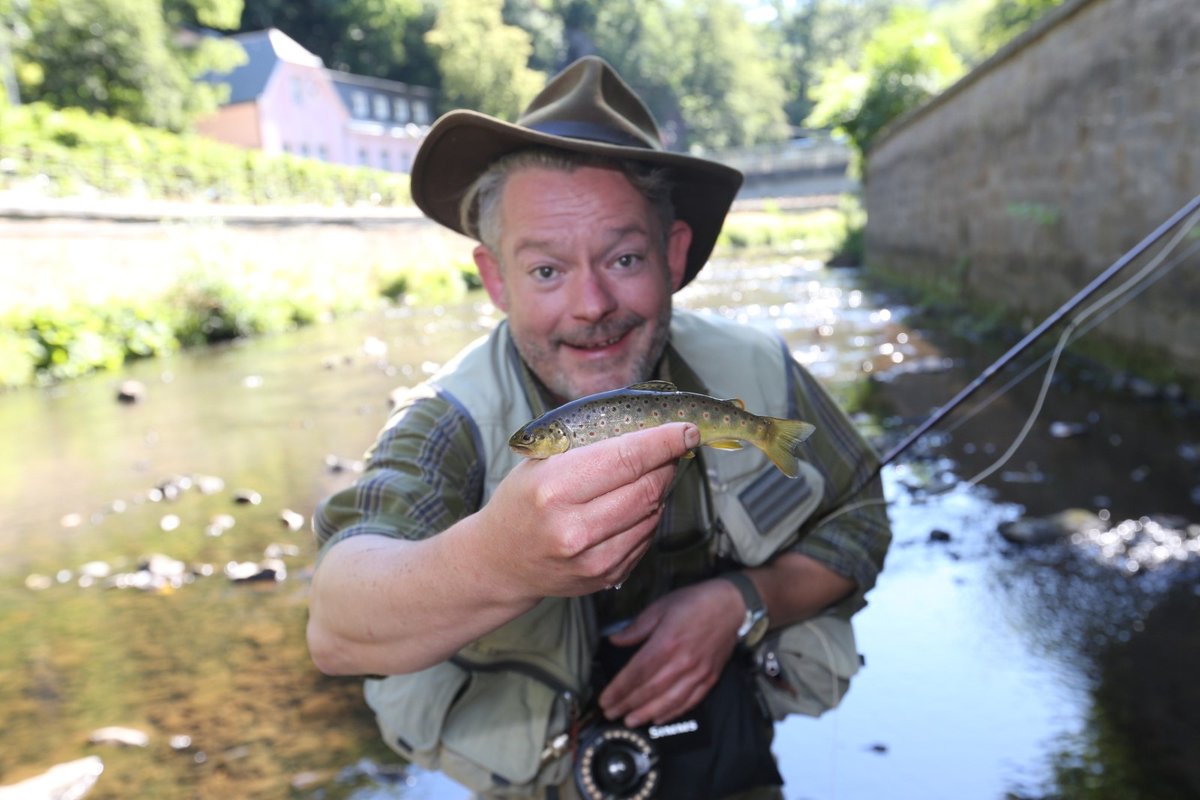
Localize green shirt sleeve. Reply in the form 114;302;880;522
313;384;484;560
786;360;892;614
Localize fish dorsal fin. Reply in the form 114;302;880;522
724;397;746;410
628;380;678;392
706;439;745;451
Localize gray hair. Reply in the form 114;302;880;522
460;148;676;255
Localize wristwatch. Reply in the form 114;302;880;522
718;572;769;648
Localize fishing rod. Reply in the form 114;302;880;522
874;191;1200;473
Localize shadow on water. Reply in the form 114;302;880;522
0;253;1197;799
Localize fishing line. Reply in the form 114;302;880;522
876;192;1200;469
952;208;1200;489
811;199;1200;527
938;235;1200;442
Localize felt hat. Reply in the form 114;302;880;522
409;56;743;289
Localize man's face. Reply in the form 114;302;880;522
474;165;692;402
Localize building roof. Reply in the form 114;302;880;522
206;28;325;105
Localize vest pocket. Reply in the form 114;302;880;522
752;614;861;719
364;661;469;757
365;662;573;792
714;459;826;566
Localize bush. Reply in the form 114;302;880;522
0;102;411;207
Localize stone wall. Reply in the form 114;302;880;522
864;0;1200;383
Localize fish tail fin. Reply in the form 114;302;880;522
761;418;816;478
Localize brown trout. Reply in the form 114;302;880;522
508;381;816;478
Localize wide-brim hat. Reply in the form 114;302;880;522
409;56;743;289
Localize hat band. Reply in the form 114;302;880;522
528;120;656;150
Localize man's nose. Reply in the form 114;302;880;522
570;267;618;320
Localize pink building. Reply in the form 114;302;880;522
196;29;434;173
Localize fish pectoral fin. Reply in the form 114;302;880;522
705;439;745;451
680;449;696;460
628;380;678;392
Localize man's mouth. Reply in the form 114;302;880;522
570;333;625;351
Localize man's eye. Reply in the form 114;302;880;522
614;253;642;269
531;265;558;281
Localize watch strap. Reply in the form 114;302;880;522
717;571;767;643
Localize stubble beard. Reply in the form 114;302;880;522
515;302;673;402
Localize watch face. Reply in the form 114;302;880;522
744;613;769;647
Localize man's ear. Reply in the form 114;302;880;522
473;244;508;311
666;220;693;292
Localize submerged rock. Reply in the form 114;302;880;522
0;755;104;799
116;380;145;404
999;509;1107;546
225;558;286;583
88;727;149;748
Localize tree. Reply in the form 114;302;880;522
503;0;566;74
807;5;964;164
770;0;895;130
239;0;440;87
674;0;789;150
980;0;1064;54
425;0;544;119
12;0;244;131
551;0;788;151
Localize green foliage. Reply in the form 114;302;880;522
11;0;246;132
673;0;790;149
554;0;789;150
807;6;965;163
238;0;441;88
0;102;410;205
425;0;544;120
980;0;1066;54
0;329;40;389
770;0;895;129
4;304;126;383
378;261;471;306
1006;201;1061;226
717;206;854;256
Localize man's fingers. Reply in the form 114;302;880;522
538;423;699;505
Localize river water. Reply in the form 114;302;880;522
1;251;1198;799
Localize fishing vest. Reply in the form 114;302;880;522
363;308;829;794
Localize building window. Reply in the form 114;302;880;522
358;148;369;166
380;150;391;171
290;77;304;105
373;94;390;120
300;143;310;157
393;97;410;123
317;144;329;162
352;90;369;118
412;100;430;125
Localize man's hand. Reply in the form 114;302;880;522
594;553;858;727
597;577;745;727
475;421;701;599
308;421;700;677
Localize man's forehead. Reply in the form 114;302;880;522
498;166;657;240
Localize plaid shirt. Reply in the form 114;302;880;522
315;333;891;623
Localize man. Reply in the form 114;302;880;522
307;57;890;799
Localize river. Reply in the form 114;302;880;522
1;251;1197;799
